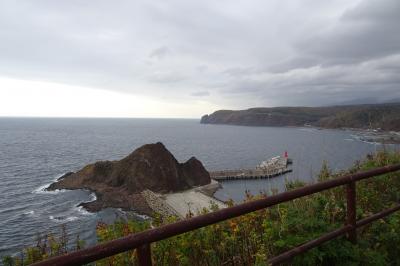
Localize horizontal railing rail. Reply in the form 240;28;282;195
32;164;400;266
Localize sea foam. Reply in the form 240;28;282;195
32;174;67;194
75;206;94;216
49;215;79;223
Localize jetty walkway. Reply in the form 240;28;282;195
210;156;293;181
210;168;293;181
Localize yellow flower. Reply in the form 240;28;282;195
229;220;238;232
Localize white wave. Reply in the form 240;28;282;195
32;173;67;194
49;215;79;223
23;210;35;216
75;206;94;216
32;183;51;194
34;187;66;195
344;138;354;141
65;216;79;222
69;191;97;216
89;192;97;202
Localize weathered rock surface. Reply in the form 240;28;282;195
47;142;211;215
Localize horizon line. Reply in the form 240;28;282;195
0;115;199;119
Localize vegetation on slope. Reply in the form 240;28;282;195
201;103;400;131
3;151;400;265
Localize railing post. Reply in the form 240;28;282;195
346;181;357;243
137;244;152;266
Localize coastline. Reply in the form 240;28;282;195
44;174;223;219
202;122;400;144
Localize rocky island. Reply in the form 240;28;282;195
47;142;213;216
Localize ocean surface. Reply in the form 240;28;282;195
0;118;398;257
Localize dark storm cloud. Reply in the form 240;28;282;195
0;0;399;109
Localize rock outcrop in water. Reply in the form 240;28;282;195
47;142;211;214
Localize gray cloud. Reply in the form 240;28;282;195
191;91;210;97
222;67;258;77
149;46;170;59
268;57;319;73
0;0;399;111
148;71;186;84
297;0;400;65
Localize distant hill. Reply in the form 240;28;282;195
329;98;400;106
200;103;400;131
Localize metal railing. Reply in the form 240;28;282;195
32;164;400;266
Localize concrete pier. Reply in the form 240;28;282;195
210;156;293;181
210;168;292;181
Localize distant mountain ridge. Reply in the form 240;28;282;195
200;103;400;131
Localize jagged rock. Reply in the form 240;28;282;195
47;142;211;214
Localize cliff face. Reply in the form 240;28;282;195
47;142;211;213
201;103;400;131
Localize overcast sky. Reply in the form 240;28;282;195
1;0;399;117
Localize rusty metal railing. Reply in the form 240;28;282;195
32;164;400;266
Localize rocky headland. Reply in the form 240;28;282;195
200;103;400;132
47;142;211;215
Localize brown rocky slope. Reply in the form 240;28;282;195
47;142;211;215
200;103;400;131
